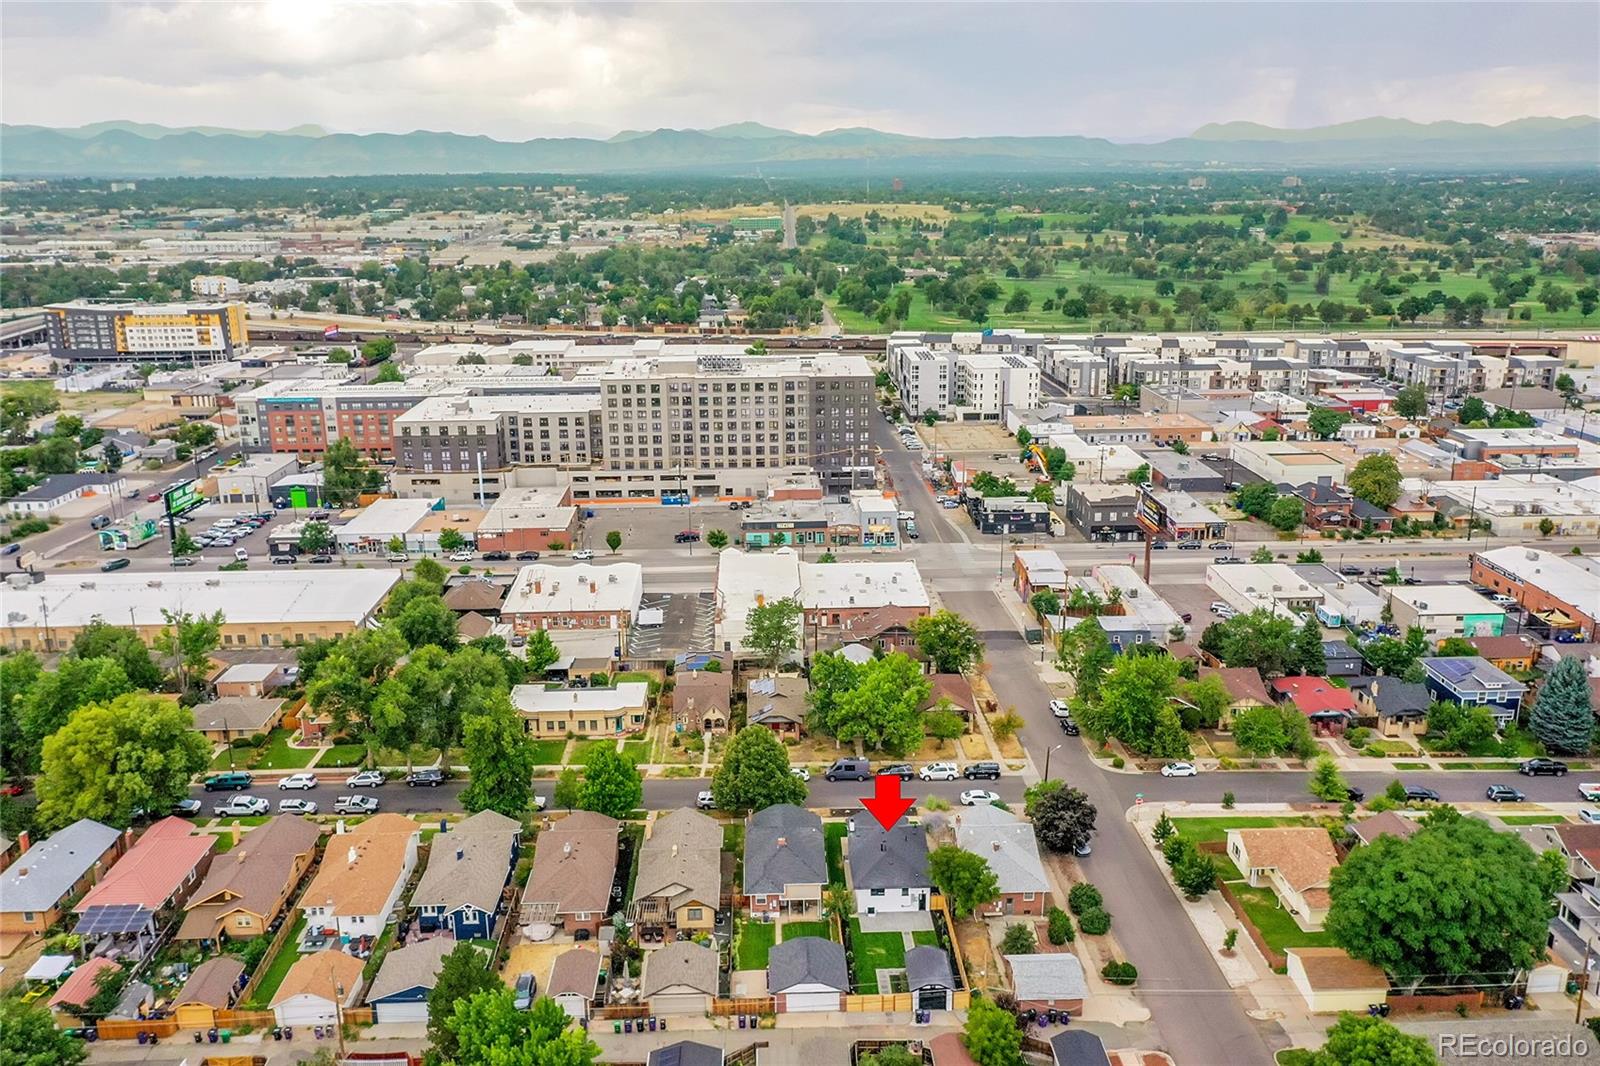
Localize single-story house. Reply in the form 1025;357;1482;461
1465;634;1541;673
673;670;732;734
953;806;1049;917
5;472;127;515
177;813;319;941
923;673;977;722
768;936;849;1012
0;819;123;956
1320;640;1363;678
213;663;291;699
641;940;719;1015
442;579;508;616
522;811;619;937
743;804;827;917
511;682;650;738
1226;827;1340;931
847;816;932;915
49;957;121;1026
74;817;215;956
298;814;420;942
271;949;365;1027
367;936;459;1025
191;697;284;742
630;808;722;944
1352;678;1430;739
171;956;246;1029
1006;952;1087;1014
547;946;604;1020
412;809;520;940
457;611;495;641
1197;666;1273;728
746;676;808;738
648;1042;725;1066
1350;812;1420;847
1272;676;1355;735
905;945;957;1012
1286;947;1389;1013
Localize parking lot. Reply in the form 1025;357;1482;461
627;592;716;660
578;501;745;555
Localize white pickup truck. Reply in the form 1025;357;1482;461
1579;783;1600;802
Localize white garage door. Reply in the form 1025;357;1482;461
651;992;709;1015
783;991;839;1012
274;996;337;1027
375;999;429;1025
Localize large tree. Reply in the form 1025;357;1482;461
1056;616;1114;700
1307;1014;1438;1066
69;619;163;689
0;997;88;1066
1307;755;1350;802
461;695;536;818
745;597;801;669
962;996;1023;1066
1347;453;1402;509
523;629;561;676
812;652;930;755
1176;674;1232;731
1529;655;1594;755
1078;653;1179;753
154;608;223;695
910;609;985;674
1031;784;1097;854
1295;615;1326;676
427;942;501;1060
297;520;334;555
578;746;642;819
712;726;807;813
392;593;460;650
16;657;132;770
320;436;383;508
927;845;1000;920
446;987;600;1066
1212;609;1301;678
306;625;408;767
1326;809;1567;982
36;693;209;829
1392;385;1429;422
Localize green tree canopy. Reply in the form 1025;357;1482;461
1307;1013;1438;1066
1077;652;1179;753
962;996;1022;1066
1347;453;1402;509
297;520;334;555
1056;616;1114;701
712;725;808;813
153;608;223;695
0;997;88;1066
446;987;600;1066
578;747;642;819
1031;785;1097;854
1529;655;1594;755
306;625;408;767
910;610;985;674
69;618;163;688
927;845;1001;919
16;656;132;771
321;436;383;507
428;942;501;1060
808;652;930;755
461;694;536;818
745;597;801;669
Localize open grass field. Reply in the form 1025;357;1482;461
827;255;1598;333
663;201;954;224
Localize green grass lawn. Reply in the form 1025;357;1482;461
216;815;271;827
569;739;615;765
911;929;941;948
781;920;832;942
209;747;251;770
736;919;776;971
1230;885;1334;956
824;822;847;885
526;740;568;765
1442;761;1523;770
619;740;652;764
848;918;907;994
1168;816;1313;846
244;915;306;1007
1392;762;1432;771
318;743;367;768
1367;740;1415;755
1497;813;1564;825
254;729;317;770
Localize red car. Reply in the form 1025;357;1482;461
0;782;25;798
146;492;161;502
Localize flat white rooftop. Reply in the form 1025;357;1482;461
800;561;929;610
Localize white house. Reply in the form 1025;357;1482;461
847;817;932;915
297;814;419;940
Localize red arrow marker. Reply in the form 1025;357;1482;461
861;774;916;831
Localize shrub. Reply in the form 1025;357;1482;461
1078;908;1111;935
999;923;1036;956
923;796;950;812
229;736;255;749
1101;960;1138;985
1222;791;1235;809
1218;756;1237;770
1067;882;1103;915
1110;756;1125;769
1047;907;1074;946
1361;744;1387;758
250;733;269;748
1151;811;1175;843
1344;726;1371;748
1222;928;1239;953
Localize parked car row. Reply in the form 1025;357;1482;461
821;757;1002;782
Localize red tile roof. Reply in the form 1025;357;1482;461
76;818;214;912
1272;676;1355;716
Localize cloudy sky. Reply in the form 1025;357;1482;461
4;1;1596;140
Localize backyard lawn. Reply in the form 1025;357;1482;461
848;918;907;994
824;822;847;885
1229;884;1334;956
736;919;776;971
780;920;832;942
911;929;941;948
244;915;306;1008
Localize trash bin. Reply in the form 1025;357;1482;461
220;1029;231;1043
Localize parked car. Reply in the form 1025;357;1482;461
876;763;915;781
962;762;1001;781
1345;787;1365;802
278;798;319;815
233;548;250;562
89;515;111;530
1207;542;1233;551
959;789;1000;806
1338;564;1364;576
310;554;333;564
1209;601;1235;617
515;551;540;560
1490;594;1517;606
919;762;959;781
1160;762;1198;778
213;795;269;817
1485;784;1526;802
1579;783;1600;802
1580;809;1600;825
203;772;253;792
572;549;596;560
1059;718;1081;736
513;973;536;1011
1176;541;1202;551
481;551;511;561
1049;699;1070;718
345;770;385;788
449;550;475;562
386;552;409;563
100;557;131;572
674;530;701;543
824;758;872;782
1520;758;1569;777
171;798;204;817
695;790;715;811
272;556;294;566
173;557;198;567
406;768;445;788
1403;785;1441;802
790;767;810;782
278;773;318;791
334;795;379;815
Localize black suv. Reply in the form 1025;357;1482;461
481;551;511;561
963;762;1001;781
406;768;446;788
674;530;701;543
1403;785;1440;802
1338;564;1364;576
1059;718;1080;736
516;551;541;561
1520;758;1569;777
876;763;914;781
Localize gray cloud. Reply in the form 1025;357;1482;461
3;1;1595;140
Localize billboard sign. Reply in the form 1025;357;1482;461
164;479;205;517
1135;487;1170;537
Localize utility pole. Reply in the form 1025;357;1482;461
1578;939;1593;1026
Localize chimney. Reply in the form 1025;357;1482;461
15;866;27;878
347;846;358;866
776;837;787;848
880;841;887;851
535;579;542;594
16;830;29;854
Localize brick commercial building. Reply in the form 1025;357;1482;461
499;562;644;635
1471;546;1600;642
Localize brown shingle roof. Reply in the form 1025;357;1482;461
633;809;721;912
1351;811;1420;846
674;671;732;720
1465;635;1538;662
1557;824;1600;869
524;812;619;918
641;940;718;997
174;956;245;1009
1199;666;1272;708
299;814;417;918
442;580;507;613
923;673;975;713
456;611;495;640
1289;947;1388;990
178;815;319;940
546;947;603;999
1230;828;1338;893
272;950;363;1008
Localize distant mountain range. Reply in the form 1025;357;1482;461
2;116;1594;178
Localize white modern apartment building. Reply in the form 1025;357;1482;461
887;335;1039;420
189;275;243;298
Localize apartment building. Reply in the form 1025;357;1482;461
45;300;248;364
395;393;601;474
1383;346;1472;399
887;334;1040;420
1039;346;1108;395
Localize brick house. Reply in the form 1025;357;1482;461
954;806;1049;917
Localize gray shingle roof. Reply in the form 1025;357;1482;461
648;1042;724;1066
0;819;121;912
953;806;1048;896
633;808;721;912
413;817;518;916
1007;952;1088;1001
367;936;458;1002
743;805;826;896
847;817;931;891
767;936;848;994
641;940;718;997
905;945;955;991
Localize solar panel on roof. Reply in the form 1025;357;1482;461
76;905;154;936
1430;658;1478;683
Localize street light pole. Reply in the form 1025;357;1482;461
1043;743;1063;784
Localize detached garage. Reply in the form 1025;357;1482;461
172;956;245;1029
1286;947;1389;1014
272;950;364;1027
368;937;458;1025
642;941;718;1016
905;945;956;1012
768;936;849;1013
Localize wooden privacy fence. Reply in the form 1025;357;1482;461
212;1009;277;1030
1216;880;1286;972
594;1005;651;1020
712;997;775;1016
96;1018;180;1040
845;993;914;1012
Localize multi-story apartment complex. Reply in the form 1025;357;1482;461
887;333;1041;420
45;300;248;364
189;275;243;299
395;394;602;474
